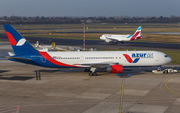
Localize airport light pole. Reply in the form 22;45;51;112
82;20;86;51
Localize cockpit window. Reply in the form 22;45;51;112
164;55;169;57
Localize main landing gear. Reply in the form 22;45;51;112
84;68;97;76
88;72;97;76
114;41;117;44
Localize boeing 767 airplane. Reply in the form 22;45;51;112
100;26;142;44
4;25;171;76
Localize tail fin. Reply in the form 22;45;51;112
133;26;142;36
130;26;142;41
4;25;39;55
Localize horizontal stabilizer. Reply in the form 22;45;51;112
8;52;15;56
7;57;31;61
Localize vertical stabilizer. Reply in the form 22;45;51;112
130;26;142;41
4;25;39;55
133;26;142;36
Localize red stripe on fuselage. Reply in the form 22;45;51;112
38;51;80;67
123;54;133;63
6;32;17;46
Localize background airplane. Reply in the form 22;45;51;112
4;25;171;76
100;26;142;44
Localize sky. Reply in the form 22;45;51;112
0;0;179;17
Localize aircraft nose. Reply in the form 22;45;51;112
167;57;172;63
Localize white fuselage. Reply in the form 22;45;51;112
100;34;132;42
100;26;142;43
46;51;171;67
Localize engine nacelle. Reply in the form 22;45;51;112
105;38;111;43
106;65;123;73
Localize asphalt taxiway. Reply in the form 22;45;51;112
0;33;180;52
23;36;180;51
1;35;180;113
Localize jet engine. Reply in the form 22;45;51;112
105;38;111;43
106;65;123;73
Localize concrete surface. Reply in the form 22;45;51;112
0;60;180;113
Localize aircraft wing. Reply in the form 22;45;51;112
106;37;119;41
79;61;119;68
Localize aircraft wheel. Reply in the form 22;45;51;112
89;72;93;76
92;72;97;76
88;72;97;76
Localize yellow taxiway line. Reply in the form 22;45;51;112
119;74;125;113
165;76;180;95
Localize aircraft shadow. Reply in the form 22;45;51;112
0;70;10;74
34;70;60;73
0;76;34;81
0;70;34;81
35;68;149;77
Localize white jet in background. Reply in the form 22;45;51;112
100;26;142;44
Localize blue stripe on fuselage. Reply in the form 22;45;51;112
10;54;76;68
127;35;132;38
